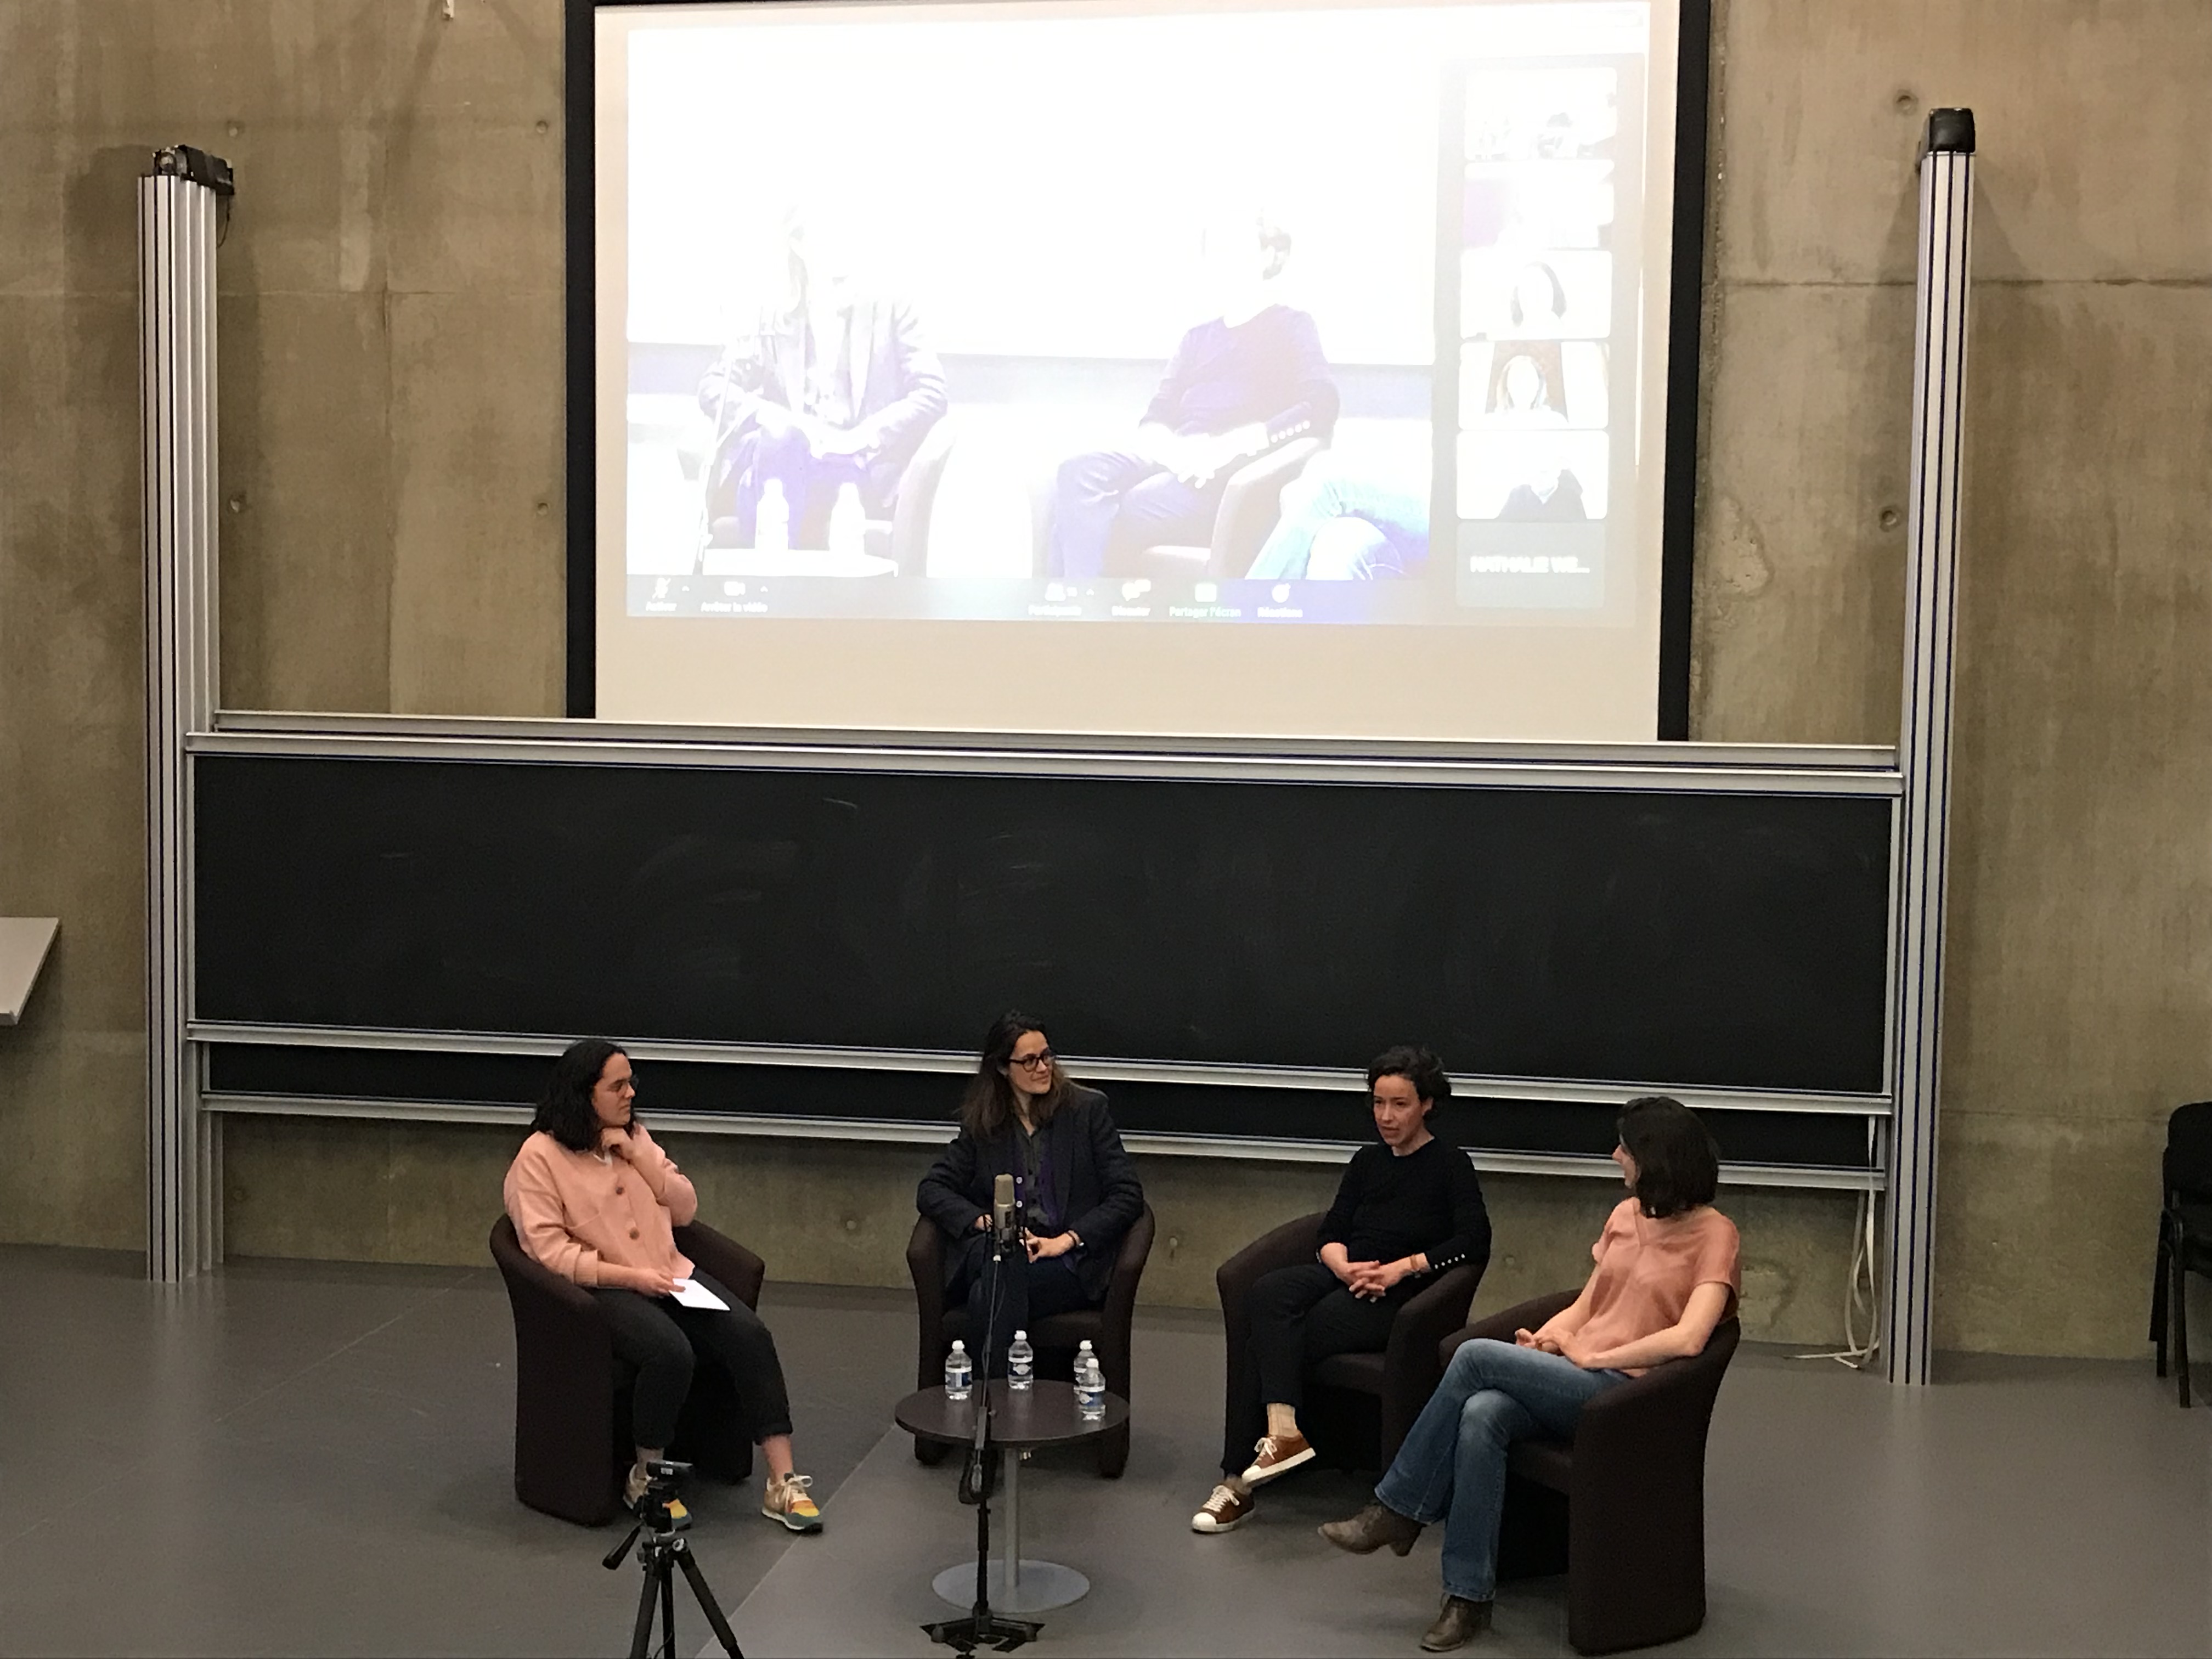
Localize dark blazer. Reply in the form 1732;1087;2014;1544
916;1086;1144;1303
697;290;949;511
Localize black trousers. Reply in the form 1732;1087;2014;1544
1224;1261;1402;1475
953;1246;1098;1377
591;1269;795;1451
1048;448;1229;578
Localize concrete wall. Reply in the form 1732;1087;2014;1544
3;0;2205;1356
222;1115;1861;1341
1689;1;2212;1355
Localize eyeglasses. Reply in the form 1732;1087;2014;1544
1008;1052;1056;1071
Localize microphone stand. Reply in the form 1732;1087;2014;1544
924;1201;1039;1655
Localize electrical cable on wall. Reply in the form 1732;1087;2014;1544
1792;1118;1882;1368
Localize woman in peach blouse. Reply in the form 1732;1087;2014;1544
1320;1096;1740;1652
503;1039;821;1532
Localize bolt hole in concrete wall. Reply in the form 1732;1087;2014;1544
2;4;2205;1367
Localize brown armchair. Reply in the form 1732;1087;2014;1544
1217;1211;1483;1473
1446;1291;1741;1655
906;1204;1156;1478
1135;436;1325;579
881;418;956;575
489;1215;768;1526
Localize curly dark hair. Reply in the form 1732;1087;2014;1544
1367;1045;1451;1108
958;1009;1070;1140
533;1037;629;1153
1618;1096;1720;1218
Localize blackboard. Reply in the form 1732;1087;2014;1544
207;1041;1878;1169
195;753;1892;1101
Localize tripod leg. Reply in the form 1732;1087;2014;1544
629;1549;663;1659
676;1542;747;1658
662;1556;678;1659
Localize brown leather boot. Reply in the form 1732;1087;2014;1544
1317;1500;1423;1556
1420;1595;1493;1651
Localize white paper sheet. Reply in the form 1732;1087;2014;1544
670;1278;729;1311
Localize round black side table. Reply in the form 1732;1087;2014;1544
894;1379;1130;1613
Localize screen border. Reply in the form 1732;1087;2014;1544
562;0;1712;735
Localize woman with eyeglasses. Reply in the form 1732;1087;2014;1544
916;1011;1146;1374
504;1039;823;1533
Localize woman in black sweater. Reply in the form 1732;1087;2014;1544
1193;1046;1489;1533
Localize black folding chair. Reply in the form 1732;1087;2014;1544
2149;1101;2212;1406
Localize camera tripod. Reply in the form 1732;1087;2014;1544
603;1464;744;1659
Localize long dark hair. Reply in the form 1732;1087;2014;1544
1618;1096;1720;1218
534;1037;628;1153
959;1010;1069;1139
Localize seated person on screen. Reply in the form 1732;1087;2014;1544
916;1012;1146;1375
503;1039;825;1533
1192;1047;1489;1534
1048;211;1339;579
1490;351;1568;427
697;204;948;550
1320;1096;1740;1653
1496;462;1588;521
1245;453;1429;581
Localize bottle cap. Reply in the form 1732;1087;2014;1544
950;1340;964;1352
1013;1329;1027;1340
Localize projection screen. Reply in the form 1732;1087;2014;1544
586;0;1696;741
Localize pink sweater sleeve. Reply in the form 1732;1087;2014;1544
504;1136;603;1287
628;1127;699;1228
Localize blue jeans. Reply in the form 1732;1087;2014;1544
1245;470;1428;579
1374;1339;1626;1602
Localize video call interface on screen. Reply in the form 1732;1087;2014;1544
612;1;1658;630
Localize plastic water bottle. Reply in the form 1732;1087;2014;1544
944;1339;973;1401
756;478;790;554
827;481;866;556
1007;1329;1035;1392
1073;1339;1106;1420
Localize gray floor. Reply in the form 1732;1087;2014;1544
1;1247;2208;1658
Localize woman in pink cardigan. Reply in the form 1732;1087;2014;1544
503;1038;821;1532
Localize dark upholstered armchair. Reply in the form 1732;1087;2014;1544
1216;1211;1483;1474
490;1215;768;1526
1446;1291;1741;1655
2151;1099;2212;1406
906;1204;1156;1478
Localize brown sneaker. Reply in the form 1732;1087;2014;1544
761;1472;823;1533
1318;1500;1423;1557
1190;1482;1253;1533
1421;1595;1493;1651
1240;1432;1317;1486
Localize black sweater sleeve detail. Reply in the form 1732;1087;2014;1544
1419;1149;1492;1274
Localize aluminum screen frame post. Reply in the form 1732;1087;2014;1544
1886;109;1974;1384
142;146;231;1283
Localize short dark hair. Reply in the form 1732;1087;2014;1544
534;1037;628;1153
958;1009;1070;1140
1367;1045;1451;1107
1617;1096;1719;1218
